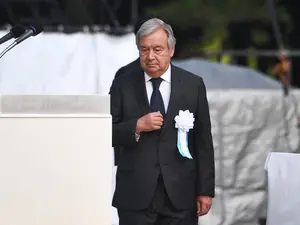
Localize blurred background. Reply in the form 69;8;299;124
0;0;299;85
0;0;300;225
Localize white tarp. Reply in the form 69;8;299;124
0;31;138;94
198;90;299;225
0;31;299;225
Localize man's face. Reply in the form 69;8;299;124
139;28;174;78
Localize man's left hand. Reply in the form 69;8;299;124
196;196;212;216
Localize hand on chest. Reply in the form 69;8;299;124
125;82;197;131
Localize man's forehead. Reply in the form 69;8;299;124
139;36;168;47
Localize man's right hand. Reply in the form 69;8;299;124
136;112;163;133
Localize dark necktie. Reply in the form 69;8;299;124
150;78;165;116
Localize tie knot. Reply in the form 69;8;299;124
150;78;163;90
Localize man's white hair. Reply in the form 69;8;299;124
136;18;176;49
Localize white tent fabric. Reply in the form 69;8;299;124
0;31;299;225
0;32;138;94
198;90;299;225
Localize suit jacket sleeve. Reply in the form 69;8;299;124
110;80;138;147
195;78;215;197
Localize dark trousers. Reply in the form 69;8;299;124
118;175;198;225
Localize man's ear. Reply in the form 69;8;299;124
170;46;175;57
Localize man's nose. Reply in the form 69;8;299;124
147;50;155;60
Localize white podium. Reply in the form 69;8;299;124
0;95;112;225
265;152;300;225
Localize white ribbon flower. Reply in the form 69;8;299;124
174;110;194;159
175;110;195;131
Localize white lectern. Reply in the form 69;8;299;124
0;95;112;225
265;152;300;225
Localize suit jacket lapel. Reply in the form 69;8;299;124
160;65;184;137
134;68;150;115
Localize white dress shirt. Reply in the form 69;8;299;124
144;65;171;111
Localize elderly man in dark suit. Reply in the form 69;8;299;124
110;18;215;225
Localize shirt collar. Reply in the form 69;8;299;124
144;64;171;83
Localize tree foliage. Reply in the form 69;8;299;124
146;0;291;45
